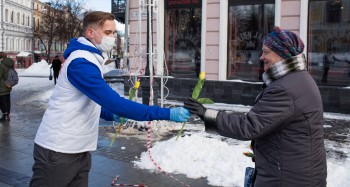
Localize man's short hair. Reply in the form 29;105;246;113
0;51;7;59
83;11;115;31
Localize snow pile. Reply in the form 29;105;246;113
133;132;254;187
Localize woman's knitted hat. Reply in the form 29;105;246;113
262;26;304;59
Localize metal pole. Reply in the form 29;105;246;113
123;0;129;71
148;0;153;106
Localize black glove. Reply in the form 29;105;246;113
184;97;207;121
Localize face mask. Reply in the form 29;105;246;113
92;30;115;52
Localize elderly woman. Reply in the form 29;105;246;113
185;27;327;187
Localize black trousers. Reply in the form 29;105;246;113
0;94;11;114
30;144;91;187
53;70;59;84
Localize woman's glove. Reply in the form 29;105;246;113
169;107;191;122
184;97;207;120
113;114;128;124
184;97;218;132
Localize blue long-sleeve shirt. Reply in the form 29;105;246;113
64;38;170;122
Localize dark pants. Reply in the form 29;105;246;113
53;70;59;84
322;67;329;82
0;94;11;114
30;144;91;187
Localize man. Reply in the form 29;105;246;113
30;11;190;187
185;27;327;187
50;55;62;84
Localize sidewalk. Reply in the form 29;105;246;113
1;77;350;187
0;86;214;187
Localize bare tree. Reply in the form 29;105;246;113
34;0;87;63
56;0;86;45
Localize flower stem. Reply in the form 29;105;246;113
110;119;124;147
176;122;186;141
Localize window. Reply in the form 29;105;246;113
5;9;8;22
308;0;350;86
227;0;275;81
6;38;9;50
326;0;342;23
17;13;20;24
11;11;14;23
165;0;202;78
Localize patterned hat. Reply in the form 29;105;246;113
262;26;304;60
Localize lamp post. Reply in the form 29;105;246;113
141;0;159;106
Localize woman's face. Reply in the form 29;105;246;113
259;45;284;71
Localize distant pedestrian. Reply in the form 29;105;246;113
322;47;343;83
30;11;190;187
185;26;327;187
50;55;62;84
0;52;15;122
0;51;6;64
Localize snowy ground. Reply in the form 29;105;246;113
16;60;350;187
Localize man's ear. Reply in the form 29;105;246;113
85;28;94;40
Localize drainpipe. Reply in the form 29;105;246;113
1;0;4;51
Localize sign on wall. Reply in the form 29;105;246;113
165;0;202;9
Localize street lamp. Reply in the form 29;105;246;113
141;0;159;106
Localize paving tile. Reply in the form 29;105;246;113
0;182;13;187
0;148;31;164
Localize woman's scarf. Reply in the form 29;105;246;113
262;54;307;85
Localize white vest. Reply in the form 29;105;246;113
35;39;105;153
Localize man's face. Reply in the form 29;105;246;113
259;45;283;71
87;20;116;45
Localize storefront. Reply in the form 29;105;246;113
308;0;350;86
127;0;350;113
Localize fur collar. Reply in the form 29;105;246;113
262;54;306;85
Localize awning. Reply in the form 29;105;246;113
16;51;32;57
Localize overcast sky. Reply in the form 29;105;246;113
84;0;111;12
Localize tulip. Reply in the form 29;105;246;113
176;72;214;141
199;72;205;80
110;79;140;147
134;81;140;89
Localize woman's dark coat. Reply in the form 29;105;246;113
215;70;327;187
0;58;14;95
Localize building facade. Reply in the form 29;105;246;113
125;0;350;114
0;0;33;65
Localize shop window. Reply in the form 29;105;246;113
227;0;275;81
308;0;350;86
165;0;202;78
326;0;342;23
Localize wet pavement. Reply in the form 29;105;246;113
1;79;349;187
0;81;214;187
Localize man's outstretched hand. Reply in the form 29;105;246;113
184;97;207;121
169;107;191;122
